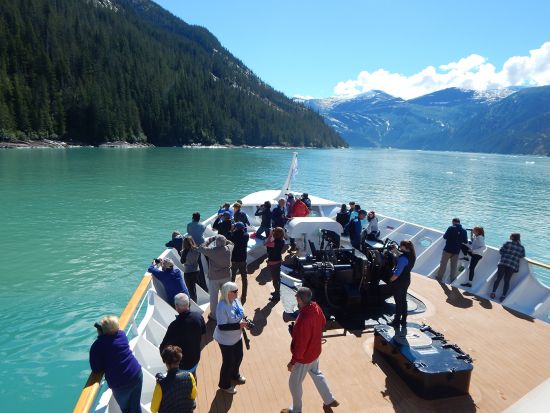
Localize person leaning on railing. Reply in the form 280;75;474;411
89;316;143;413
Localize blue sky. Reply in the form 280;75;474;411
155;0;550;99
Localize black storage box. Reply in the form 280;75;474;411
374;323;473;399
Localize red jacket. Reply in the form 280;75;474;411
290;302;325;364
291;199;310;218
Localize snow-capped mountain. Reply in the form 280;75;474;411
295;86;550;155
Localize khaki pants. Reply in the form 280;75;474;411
437;251;459;281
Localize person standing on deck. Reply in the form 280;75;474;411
232;202;250;227
345;210;366;250
265;227;285;302
180;236;201;303
228;222;250;304
335;204;350;231
159;293;206;382
165;231;183;256
388;240;416;327
272;198;288;229
460;226;486;288
288;195;310;250
214;282;249;394
281;287;339;413
491;233;525;301
151;345;197;413
89;316;143;413
255;201;272;240
187;212;207;291
197;235;234;321
436;218;467;282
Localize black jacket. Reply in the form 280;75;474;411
228;229;249;262
160;311;206;370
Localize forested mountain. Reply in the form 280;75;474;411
298;86;550;155
0;0;346;147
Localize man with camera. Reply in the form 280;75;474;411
281;287;339;413
148;258;189;308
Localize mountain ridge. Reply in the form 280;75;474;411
0;0;346;148
297;86;549;155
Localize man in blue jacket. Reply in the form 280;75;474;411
436;218;468;282
345;210;366;250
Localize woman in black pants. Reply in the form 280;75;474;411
460;227;486;288
213;281;250;394
389;240;416;327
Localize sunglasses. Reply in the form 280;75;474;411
231;290;239;293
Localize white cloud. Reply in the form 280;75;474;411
333;42;550;99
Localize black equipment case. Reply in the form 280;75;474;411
374;323;473;399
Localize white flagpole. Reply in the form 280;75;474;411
279;152;298;198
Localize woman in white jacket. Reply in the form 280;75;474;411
461;227;486;287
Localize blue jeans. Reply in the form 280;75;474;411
112;370;143;413
255;225;270;240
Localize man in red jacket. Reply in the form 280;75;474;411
281;287;339;413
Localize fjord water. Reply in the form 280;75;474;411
0;147;549;412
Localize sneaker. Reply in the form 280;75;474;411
500;295;506;302
220;386;237;394
281;409;300;413
460;282;472;287
234;376;246;385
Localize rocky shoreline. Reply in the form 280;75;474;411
0;140;154;149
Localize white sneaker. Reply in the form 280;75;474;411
221;386;237;394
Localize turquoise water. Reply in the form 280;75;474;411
0;147;549;412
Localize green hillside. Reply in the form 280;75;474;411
0;0;346;147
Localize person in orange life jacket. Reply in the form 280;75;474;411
281;287;339;413
265;227;285;302
345;210;366;250
388;240;417;327
151;345;197;413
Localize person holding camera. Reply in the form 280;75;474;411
213;281;250;394
148;258;189;308
254;200;272;240
388;240;417;328
151;345;197;413
282;287;338;413
198;235;234;321
89;316;143;413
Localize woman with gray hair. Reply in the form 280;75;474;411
213;281;249;394
89;316;143;413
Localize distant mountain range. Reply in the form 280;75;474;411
296;86;550;155
0;0;345;147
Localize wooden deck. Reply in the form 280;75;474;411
194;256;550;413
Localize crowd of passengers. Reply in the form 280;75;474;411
89;196;526;413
